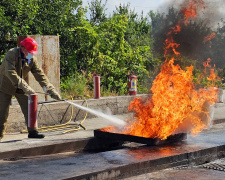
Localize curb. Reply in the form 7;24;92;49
0;137;122;160
213;119;225;124
64;144;225;180
0;139;89;160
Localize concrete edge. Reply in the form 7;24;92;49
64;145;225;180
0;139;90;160
0;137;122;160
213;119;225;125
1;137;225;179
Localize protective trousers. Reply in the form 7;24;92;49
0;91;34;138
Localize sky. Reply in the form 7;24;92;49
82;0;170;17
82;0;225;21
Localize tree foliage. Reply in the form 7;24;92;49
71;13;156;94
88;0;107;25
0;0;160;95
2;0;225;94
0;0;83;71
211;19;225;68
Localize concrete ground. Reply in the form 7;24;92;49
124;158;225;180
0;113;134;158
0;103;225;179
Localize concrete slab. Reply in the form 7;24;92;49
1;101;225;179
0;120;225;179
124;158;225;180
0;113;134;159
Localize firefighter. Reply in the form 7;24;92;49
0;37;61;140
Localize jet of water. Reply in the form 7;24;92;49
65;100;127;128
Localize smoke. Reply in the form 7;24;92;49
158;0;181;13
151;0;225;66
201;0;225;28
174;101;215;135
158;0;225;28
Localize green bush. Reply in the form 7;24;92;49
60;72;91;99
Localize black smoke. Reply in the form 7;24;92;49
151;0;225;69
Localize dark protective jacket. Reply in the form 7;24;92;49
0;47;51;95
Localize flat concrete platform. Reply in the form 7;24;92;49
0;122;225;180
124;158;225;180
0;103;225;179
0;113;134;159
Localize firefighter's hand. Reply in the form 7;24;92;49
23;86;36;95
47;89;61;100
18;79;36;95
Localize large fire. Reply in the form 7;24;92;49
181;0;205;25
102;0;220;140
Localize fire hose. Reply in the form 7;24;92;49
21;93;88;134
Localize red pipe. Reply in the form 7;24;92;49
28;94;38;128
94;76;100;99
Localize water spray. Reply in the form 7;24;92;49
65;100;127;128
35;92;127;128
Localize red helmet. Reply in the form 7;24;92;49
20;38;38;54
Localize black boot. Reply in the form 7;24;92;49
28;130;45;139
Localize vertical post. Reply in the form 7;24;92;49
94;75;100;99
217;88;223;103
28;94;38;129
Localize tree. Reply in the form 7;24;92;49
0;0;83;77
0;0;160;94
211;19;225;69
88;0;107;25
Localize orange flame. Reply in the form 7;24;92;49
102;0;219;140
207;69;220;82
203;33;216;48
203;58;211;73
203;33;216;44
182;0;205;25
164;25;181;56
202;58;220;85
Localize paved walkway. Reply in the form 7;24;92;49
0;113;134;158
124;158;225;180
0;120;225;179
1;103;225;154
0;103;225;179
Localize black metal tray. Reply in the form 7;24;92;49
94;128;187;146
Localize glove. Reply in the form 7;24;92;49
44;85;61;100
18;79;35;95
47;88;61;100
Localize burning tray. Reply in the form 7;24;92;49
94;129;187;146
